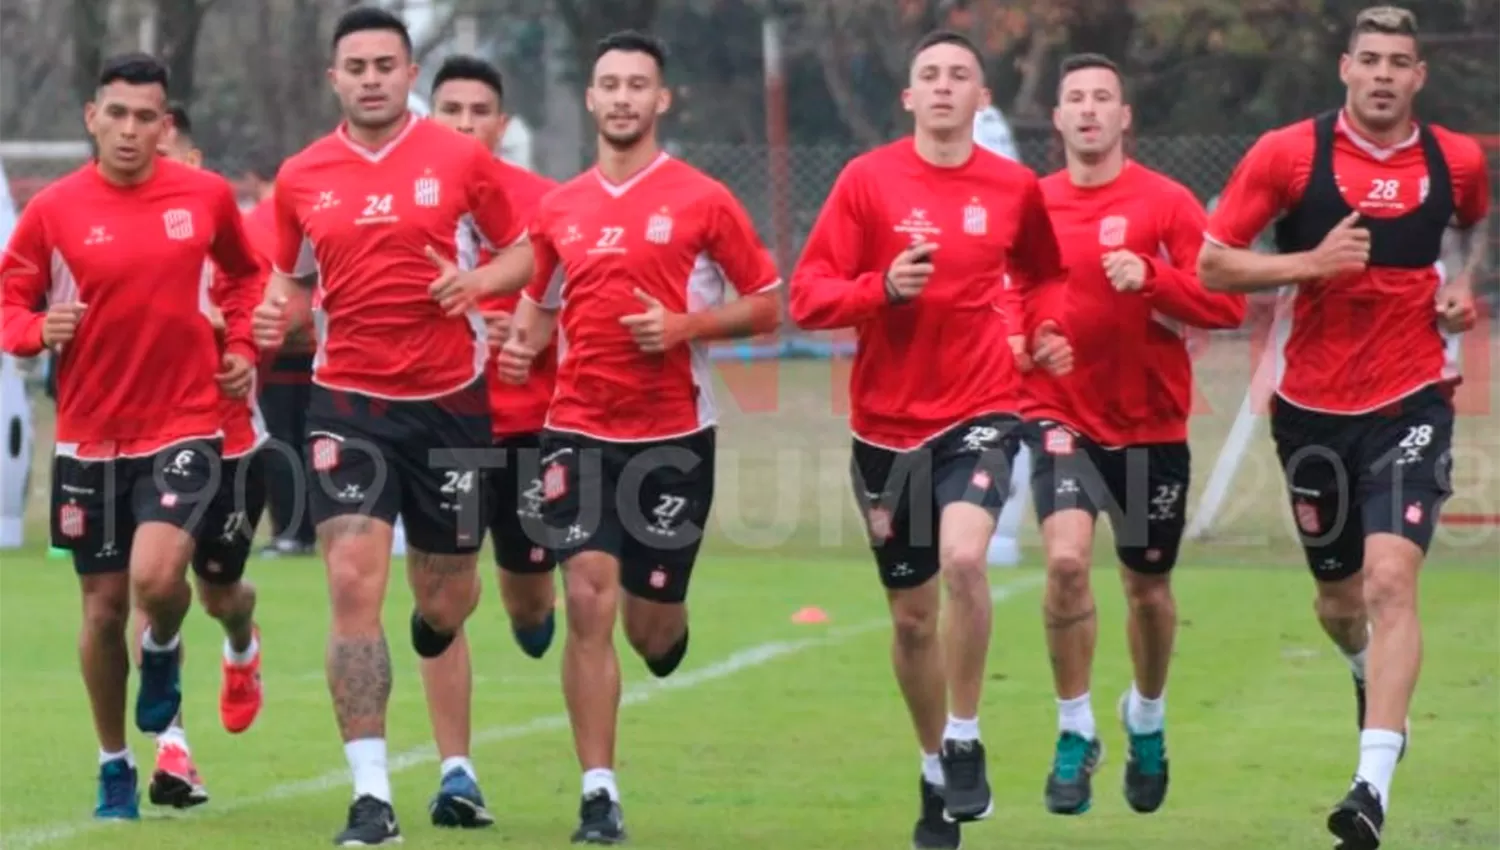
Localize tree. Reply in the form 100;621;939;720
554;0;660;82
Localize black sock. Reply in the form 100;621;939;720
643;627;689;678
410;610;457;659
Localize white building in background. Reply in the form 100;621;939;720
974;105;1030;566
973;105;1020;161
0;154;36;549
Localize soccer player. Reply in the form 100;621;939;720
1021;54;1246;817
113;104;269;812
1198;8;1490;848
238;152;317;558
495;30;780;844
413;53;561;829
250;8;533;844
0;54;261;820
788;30;1072;850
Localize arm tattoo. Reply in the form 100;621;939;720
327;634;391;741
1457;226;1487;278
1044;606;1097;631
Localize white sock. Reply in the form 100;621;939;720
99;748;133;766
158;725;189;751
440;756;476;782
224;635;259;666
920;751;944;787
345;738;391;803
943;715;981;742
1057;693;1096;740
1343;624;1372;680
1126;684;1166;734
1355;729;1403;811
582;768;619;802
141;627;180;653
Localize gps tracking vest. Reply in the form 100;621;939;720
1273;111;1453;267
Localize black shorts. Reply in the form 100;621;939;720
488;432;556;575
850;415;1021;590
1271;386;1454;582
192;449;269;585
305;381;491;555
1023;421;1191;575
539;428;716;604
51;439;225;576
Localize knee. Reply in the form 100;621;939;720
327;557;385;627
1361;562;1416;616
939;540;989;593
500;572;556;620
413;567;479;634
195;580;249;621
562;556;618;640
1314;576;1365;622
131;559;186;609
81;585;130;633
623;609;685;663
1122;573;1173;614
1045;546;1091;601
890;598;940;649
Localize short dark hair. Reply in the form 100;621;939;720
166;102;192;137
97;52;169;93
1349;6;1419;51
332;6;412;56
1057;53;1126;99
910;30;984;69
432;55;504;104
594;30;667;73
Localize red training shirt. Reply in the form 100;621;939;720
789;138;1069;450
461;164;558;439
525;153;781;442
273;116;525;400
1024;162;1246;446
0;159;262;458
1205;111;1490;413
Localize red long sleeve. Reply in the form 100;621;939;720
788;164;889;329
1;201;52;357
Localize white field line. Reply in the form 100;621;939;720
1;576;1041;849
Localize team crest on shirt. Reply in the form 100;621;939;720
414;174;440;207
162;209;194;241
1098;215;1128;248
645;209;673;244
962;198;988;235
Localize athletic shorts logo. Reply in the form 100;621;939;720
543;462;567;500
1294;500;1321;534
311;438;340;472
1098;215;1128;248
1044;428;1074;455
867;506;893;542
1404;503;1423;525
58;503;85;538
649;568;668;589
971;469;992;490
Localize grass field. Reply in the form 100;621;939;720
1;344;1498;849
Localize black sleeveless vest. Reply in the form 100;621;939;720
1273;111;1452;268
